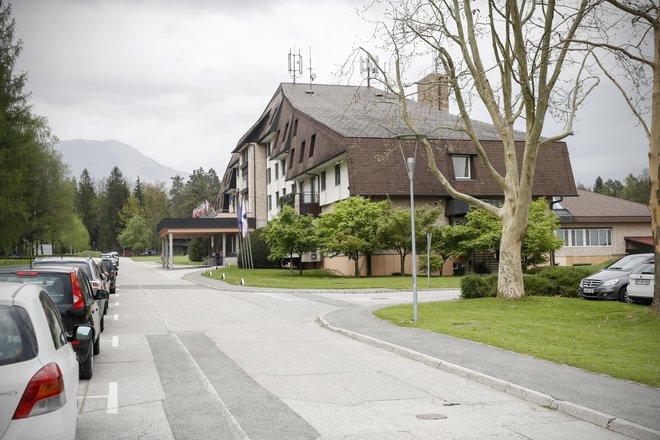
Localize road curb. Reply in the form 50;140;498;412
317;312;660;440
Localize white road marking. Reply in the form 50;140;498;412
113;314;119;321
112;336;119;347
115;301;119;306
107;382;118;414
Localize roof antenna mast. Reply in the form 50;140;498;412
288;48;303;84
306;46;316;94
360;54;379;88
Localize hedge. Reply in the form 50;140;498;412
460;265;596;299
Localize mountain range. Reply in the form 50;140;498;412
55;139;189;186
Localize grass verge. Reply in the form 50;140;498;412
374;297;660;387
203;266;462;290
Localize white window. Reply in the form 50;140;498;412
452;155;471;179
557;228;612;247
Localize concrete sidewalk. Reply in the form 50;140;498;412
319;306;660;440
181;270;659;440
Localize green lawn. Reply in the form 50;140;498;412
374;297;660;387
203;266;463;290
130;255;202;265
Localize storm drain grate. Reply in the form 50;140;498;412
416;413;447;420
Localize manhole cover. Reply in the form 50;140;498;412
416;413;447;420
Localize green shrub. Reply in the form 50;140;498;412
523;274;555;296
0;258;30;266
536;266;594;297
188;237;209;262
460;275;497;299
239;229;279;269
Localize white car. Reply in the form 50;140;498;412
0;282;92;440
627;261;655;304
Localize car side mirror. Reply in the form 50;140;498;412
94;289;109;300
72;325;94;342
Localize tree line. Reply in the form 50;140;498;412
580;169;651;204
0;2;219;256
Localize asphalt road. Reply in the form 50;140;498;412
76;259;634;439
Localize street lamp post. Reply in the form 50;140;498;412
406;156;418;322
397;133;425;323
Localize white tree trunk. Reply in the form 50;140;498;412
497;200;529;299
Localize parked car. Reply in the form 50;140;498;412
97;258;117;294
0;266;106;379
0;282;93;440
33;256;109;315
579;253;654;301
627;261;655;304
101;253;119;272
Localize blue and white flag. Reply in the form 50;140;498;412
241;200;249;238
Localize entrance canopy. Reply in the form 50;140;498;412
156;216;255;238
156;215;255;269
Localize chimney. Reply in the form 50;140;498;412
417;73;449;112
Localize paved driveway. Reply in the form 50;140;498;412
76;259;633;439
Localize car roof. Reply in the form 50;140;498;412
34;256;91;262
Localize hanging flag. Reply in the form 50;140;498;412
237;199;243;234
241;199;249;238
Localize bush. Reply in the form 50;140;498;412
523;274;555;296
238;229;279;269
536;266;594;297
461;266;594;299
188;237;209;262
460;275;497;299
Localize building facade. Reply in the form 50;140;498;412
216;77;578;274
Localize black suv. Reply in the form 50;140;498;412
34;256;109;316
0;265;108;379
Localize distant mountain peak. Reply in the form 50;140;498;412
56;139;189;186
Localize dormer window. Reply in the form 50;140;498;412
452;155;471;179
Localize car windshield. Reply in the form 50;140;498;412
0;305;38;366
606;255;649;271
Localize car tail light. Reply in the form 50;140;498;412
70;272;84;310
15;271;39;276
13;363;66;419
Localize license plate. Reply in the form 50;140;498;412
583;288;594;294
635;279;650;285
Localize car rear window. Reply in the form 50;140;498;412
0;272;73;305
0;305;38;366
633;263;655;275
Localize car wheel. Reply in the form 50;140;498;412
93;334;101;355
80;347;94;379
619;286;632;303
100;316;105;332
110;286;116;294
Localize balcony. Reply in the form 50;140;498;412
279;192;320;217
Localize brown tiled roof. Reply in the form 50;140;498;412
232;82;577;198
281;83;527;141
558;189;650;222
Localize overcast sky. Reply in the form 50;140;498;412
11;0;650;188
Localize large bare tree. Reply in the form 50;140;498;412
572;0;658;311
360;0;596;298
